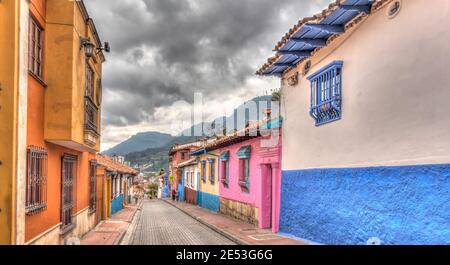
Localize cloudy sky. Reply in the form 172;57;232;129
84;0;328;151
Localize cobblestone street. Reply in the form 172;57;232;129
128;200;236;245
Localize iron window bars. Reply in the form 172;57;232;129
26;146;48;215
89;160;97;213
85;96;99;133
61;154;77;234
307;61;344;126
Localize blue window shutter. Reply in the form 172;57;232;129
237;146;251;159
220;151;230;161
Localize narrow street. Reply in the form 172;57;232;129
128;200;236;245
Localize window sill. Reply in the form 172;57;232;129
28;71;48;87
26;204;47;216
88;208;96;215
239;181;250;193
60;224;75;236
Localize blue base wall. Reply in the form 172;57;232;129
280;164;450;245
111;194;124;215
197;191;220;212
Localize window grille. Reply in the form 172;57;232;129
89;160;97;213
61;155;77;234
26;146;48;215
307;61;343;126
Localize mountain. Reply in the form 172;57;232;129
109;95;277;174
124;135;201;173
103;131;174;156
180;95;274;137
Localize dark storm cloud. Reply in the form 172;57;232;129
83;0;325;145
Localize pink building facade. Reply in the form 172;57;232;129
215;124;282;232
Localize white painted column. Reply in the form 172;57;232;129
14;0;30;245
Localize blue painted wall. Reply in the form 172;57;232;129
197;191;220;212
163;173;169;198
111;194;124;215
178;169;185;201
280;164;450;245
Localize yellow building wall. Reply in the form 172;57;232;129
0;0;29;245
198;152;220;196
44;0;103;153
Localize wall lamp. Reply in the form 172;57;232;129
80;37;95;58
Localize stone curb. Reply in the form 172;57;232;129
162;199;249;246
117;201;144;245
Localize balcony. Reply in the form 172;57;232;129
84;97;100;147
310;96;342;126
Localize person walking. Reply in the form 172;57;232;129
171;189;176;201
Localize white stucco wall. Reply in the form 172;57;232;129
281;0;450;170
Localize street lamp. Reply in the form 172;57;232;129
80;37;95;58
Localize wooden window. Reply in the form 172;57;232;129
61;155;77;234
89;160;97;213
26;146;48;215
201;161;206;183
29;16;44;79
308;61;343;126
209;159;215;184
86;64;95;99
221;160;229;188
239;159;250;191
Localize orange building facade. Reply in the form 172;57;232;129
24;0;106;244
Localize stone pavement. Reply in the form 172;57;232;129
129;200;236;245
80;202;141;245
165;199;308;245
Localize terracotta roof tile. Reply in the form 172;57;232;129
96;154;138;175
256;0;392;75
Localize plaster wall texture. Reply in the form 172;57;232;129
278;0;450;244
281;0;450;170
217;133;281;229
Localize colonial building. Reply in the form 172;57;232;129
258;0;450;244
0;0;107;245
96;155;138;219
0;0;29;245
178;158;200;205
191;144;221;213
168;141;203;200
190;119;283;231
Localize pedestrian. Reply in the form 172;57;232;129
171;189;176;201
134;192;139;204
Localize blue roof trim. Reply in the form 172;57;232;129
207;158;216;163
191;148;206;156
261;0;373;76
190;147;213;156
237;146;251;159
200;160;207;165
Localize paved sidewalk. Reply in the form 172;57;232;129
164;199;308;245
81;202;142;245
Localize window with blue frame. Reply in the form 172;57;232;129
307;61;343;126
220;151;230;188
237;146;251;192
